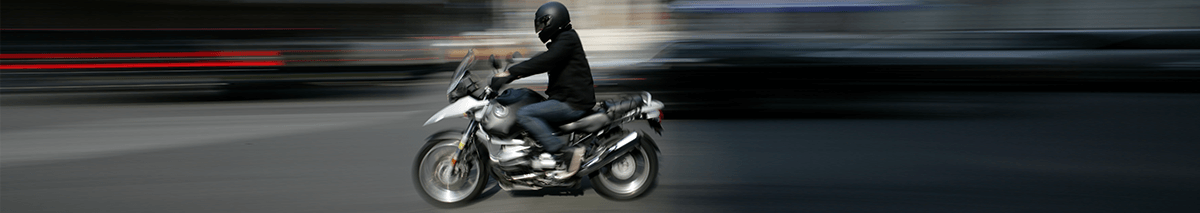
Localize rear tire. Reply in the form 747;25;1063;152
589;142;658;200
412;134;488;208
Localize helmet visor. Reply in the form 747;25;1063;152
534;15;551;33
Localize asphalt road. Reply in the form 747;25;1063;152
3;84;1199;213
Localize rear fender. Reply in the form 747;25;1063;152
637;131;661;154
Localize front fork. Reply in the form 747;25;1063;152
451;120;479;168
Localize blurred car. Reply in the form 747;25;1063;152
0;29;532;93
0;0;509;93
597;30;1200;116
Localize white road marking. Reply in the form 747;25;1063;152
0;111;420;167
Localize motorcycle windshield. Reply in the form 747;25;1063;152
447;49;476;94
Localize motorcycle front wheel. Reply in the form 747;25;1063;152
590;142;658;200
412;134;487;207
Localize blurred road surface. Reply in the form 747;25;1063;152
3;83;1199;212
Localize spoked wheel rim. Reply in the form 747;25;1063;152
597;147;651;195
418;141;481;203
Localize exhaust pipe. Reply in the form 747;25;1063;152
575;131;641;176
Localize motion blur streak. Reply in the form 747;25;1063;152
2;0;1199;212
284;57;441;62
0;51;281;59
279;49;435;53
0;28;333;31
0;61;284;69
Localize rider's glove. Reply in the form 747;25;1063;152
489;76;515;92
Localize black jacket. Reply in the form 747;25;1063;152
507;28;596;110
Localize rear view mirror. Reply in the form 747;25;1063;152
510;52;522;62
489;54;502;69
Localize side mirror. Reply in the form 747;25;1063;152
489;54;502;69
509;52;522;63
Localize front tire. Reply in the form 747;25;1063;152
412;135;487;207
590;142;658;200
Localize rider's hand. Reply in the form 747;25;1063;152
489;75;514;91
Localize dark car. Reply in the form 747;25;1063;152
597;30;1200;117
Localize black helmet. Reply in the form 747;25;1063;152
534;1;571;43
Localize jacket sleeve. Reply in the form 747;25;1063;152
506;39;573;78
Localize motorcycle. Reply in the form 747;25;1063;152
414;50;665;207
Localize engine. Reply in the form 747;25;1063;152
488;138;563;172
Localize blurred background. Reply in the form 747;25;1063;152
3;0;1199;212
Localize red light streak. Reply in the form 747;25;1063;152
284;57;441;62
0;61;284;69
0;51;280;59
281;49;435;53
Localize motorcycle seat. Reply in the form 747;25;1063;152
556;96;644;133
603;96;643;116
558;112;610;133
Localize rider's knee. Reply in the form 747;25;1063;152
517;105;537;117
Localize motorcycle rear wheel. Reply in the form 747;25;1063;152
589;142;658;200
413;136;487;207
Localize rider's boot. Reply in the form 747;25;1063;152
564;146;584;174
552;145;585;180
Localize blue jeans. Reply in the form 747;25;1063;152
517;100;588;153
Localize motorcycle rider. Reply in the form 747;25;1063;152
489;1;594;164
